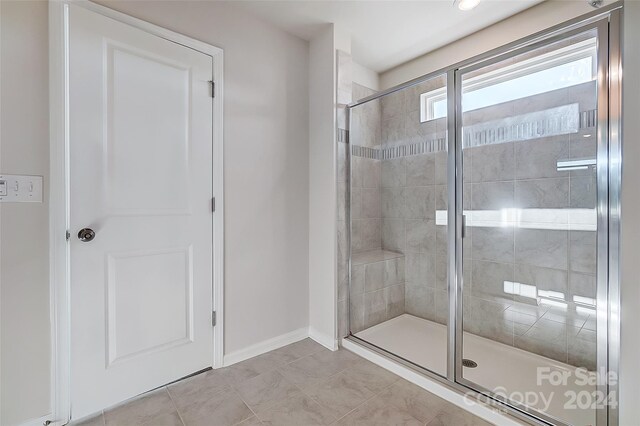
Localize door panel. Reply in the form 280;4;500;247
456;29;602;426
106;247;193;366
107;45;192;215
69;5;213;418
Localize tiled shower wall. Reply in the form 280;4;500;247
348;82;410;334
460;81;598;370
378;76;449;327
350;83;382;253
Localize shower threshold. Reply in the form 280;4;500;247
354;314;596;426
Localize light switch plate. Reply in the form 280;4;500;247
0;174;43;203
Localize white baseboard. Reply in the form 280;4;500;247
308;327;338;351
223;327;309;366
341;338;522;426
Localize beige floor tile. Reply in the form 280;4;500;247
335;396;423;426
377;379;450;423
304;371;375;419
235;416;263;425
341;359;400;394
219;352;291;385
270;338;327;363
277;362;328;392
168;369;231;410
104;388;177;426
277;349;360;391
234;370;301;414
257;393;336;426
148;412;184;426
178;390;253;426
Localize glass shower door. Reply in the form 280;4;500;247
348;74;451;377
456;28;606;425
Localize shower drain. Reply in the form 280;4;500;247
462;359;478;368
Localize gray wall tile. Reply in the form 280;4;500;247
514;263;568;294
471;260;514;301
569;231;596;274
515;178;570;209
467;142;515;182
405;252;435;286
570;176;596;209
515;229;568;269
405;284;436;321
405;219;436;253
403;186;435;219
364;261;385;292
515;136;569;180
406;154;435;186
472;227;514;263
361;188;381;219
364;289;387;329
470;181;514;210
381;158;406;188
382;219;405;251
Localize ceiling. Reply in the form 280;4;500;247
230;0;544;73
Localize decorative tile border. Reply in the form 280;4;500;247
351;145;380;160
337;128;349;144
463;104;580;149
351;107;597;160
381;138;447;160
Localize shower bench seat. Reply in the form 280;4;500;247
351;248;404;266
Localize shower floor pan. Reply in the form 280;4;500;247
355;314;596;426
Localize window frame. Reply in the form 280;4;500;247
420;38;597;122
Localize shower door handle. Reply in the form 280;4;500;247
461;215;467;239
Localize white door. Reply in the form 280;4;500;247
68;5;214;418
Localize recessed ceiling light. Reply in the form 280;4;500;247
458;0;481;10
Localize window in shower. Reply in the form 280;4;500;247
349;74;450;377
421;38;596;122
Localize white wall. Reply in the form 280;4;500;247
353;61;379;92
380;0;595;89
308;24;337;349
620;1;640;423
1;2;310;423
0;2;52;425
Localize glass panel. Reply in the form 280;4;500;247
459;30;598;425
349;74;449;376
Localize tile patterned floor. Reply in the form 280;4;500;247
74;339;493;426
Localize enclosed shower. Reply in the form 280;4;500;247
345;10;620;426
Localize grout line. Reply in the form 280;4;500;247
165;386;187;426
328;392;380;425
224;342;330;423
230;387;260;425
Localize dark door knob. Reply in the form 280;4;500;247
78;228;96;242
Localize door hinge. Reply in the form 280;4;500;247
212;311;217;327
209;80;215;98
65;230;70;241
211;197;216;213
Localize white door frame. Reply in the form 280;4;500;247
48;1;224;424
